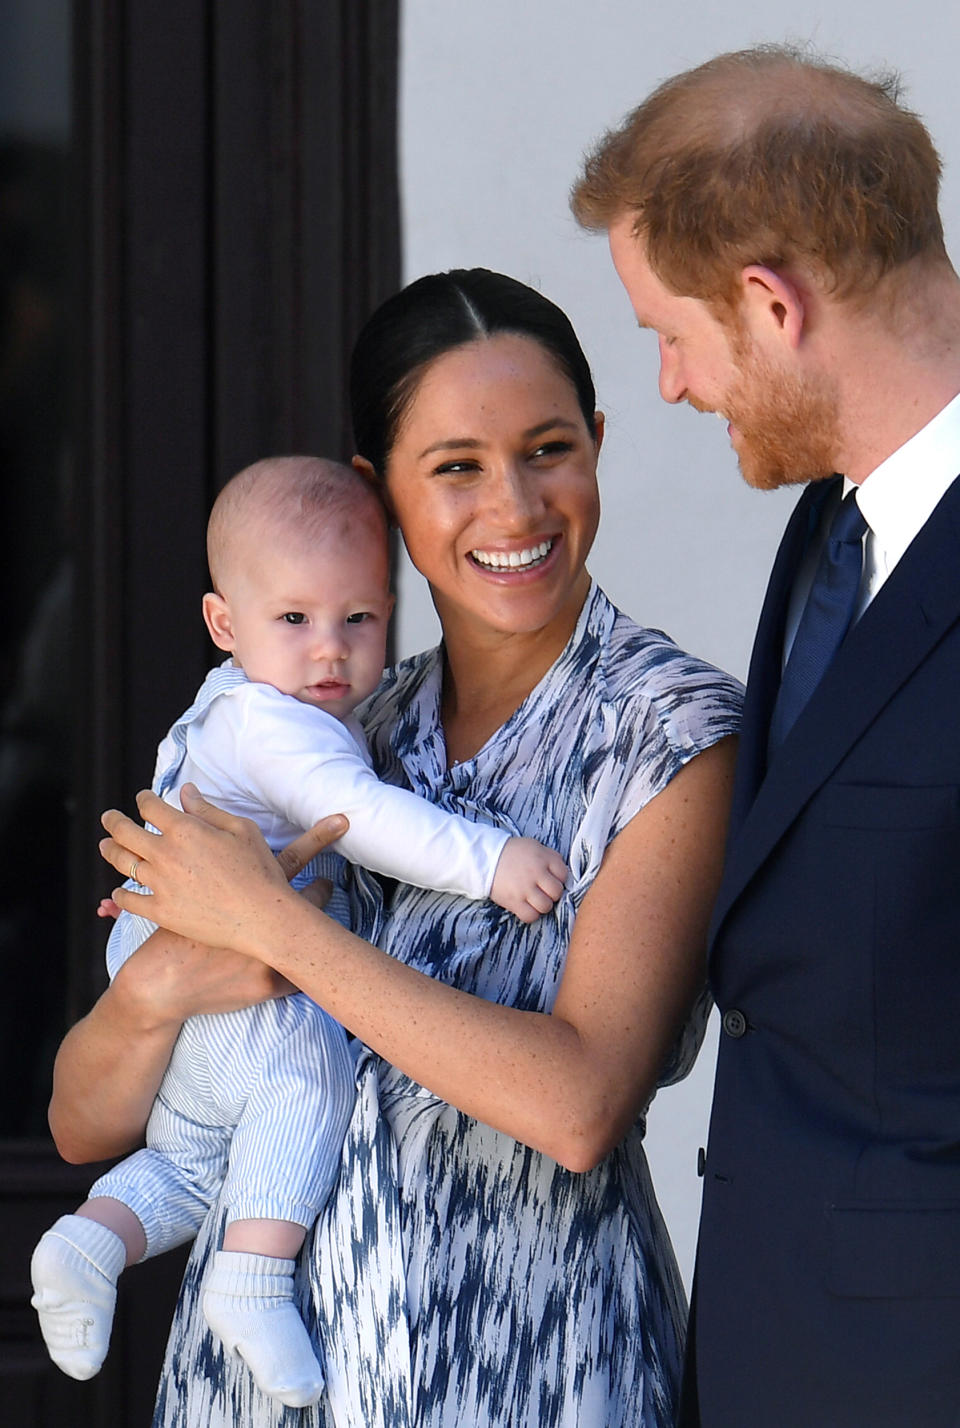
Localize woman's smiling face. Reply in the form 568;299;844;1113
383;333;603;643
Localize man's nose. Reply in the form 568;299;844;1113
657;335;687;404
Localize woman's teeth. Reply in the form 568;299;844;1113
471;539;553;570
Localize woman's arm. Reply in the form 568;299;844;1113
101;740;736;1172
49;930;296;1162
49;820;344;1163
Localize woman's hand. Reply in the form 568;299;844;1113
49;923;302;1164
94;748;735;1175
99;785;348;959
52;794;348;1164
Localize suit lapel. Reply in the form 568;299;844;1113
712;472;960;943
726;480;836;838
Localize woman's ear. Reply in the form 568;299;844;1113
351;454;377;482
592;410;605;453
202;592;236;652
352;453;396;523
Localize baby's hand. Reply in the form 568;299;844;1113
490;837;568;923
96;897;123;920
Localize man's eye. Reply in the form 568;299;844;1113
346;611;370;625
282;612;306;625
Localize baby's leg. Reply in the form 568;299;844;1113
30;1199;144;1380
202;997;353;1408
203;1219;324;1408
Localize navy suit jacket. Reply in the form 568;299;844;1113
684;472;960;1427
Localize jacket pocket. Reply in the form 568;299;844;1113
819;782;960;830
826;1203;960;1298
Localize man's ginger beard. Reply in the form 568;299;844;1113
692;327;842;491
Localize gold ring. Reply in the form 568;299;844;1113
130;859;140;882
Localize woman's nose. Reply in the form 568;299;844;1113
657;335;687;405
490;462;545;525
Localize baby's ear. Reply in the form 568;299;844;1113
202;592;236;652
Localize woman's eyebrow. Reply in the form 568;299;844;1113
417;437;483;459
418;418;580;461
523;419;580;440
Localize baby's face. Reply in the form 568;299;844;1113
217;522;394;719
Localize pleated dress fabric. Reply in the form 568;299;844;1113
152;584;743;1428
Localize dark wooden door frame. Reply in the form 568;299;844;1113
72;0;401;1017
5;3;400;1422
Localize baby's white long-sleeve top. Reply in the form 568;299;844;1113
159;665;509;900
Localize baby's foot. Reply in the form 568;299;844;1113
30;1215;126;1380
203;1250;324;1408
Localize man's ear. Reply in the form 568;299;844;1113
739;265;806;350
352;453;396;523
202;592;236;652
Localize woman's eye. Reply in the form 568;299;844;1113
282;612;306;625
345;611;370;625
433;459;479;476
530;440;574;461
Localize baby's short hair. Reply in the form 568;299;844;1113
207;455;386;592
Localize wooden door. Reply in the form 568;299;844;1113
0;2;399;1421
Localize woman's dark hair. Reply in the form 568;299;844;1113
349;268;597;476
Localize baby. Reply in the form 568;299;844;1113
31;456;567;1407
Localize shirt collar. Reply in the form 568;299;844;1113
852;391;960;566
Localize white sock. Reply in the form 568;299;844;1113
202;1250;324;1408
30;1214;126;1380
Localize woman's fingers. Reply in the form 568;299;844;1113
176;782;251;830
100;806;157;868
275;815;349;883
178;784;348;882
98;837;153;893
96;786;348;951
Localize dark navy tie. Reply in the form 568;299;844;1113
768;488;868;757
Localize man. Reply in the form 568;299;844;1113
572;45;960;1428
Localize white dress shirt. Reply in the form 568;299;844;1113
783;390;960;665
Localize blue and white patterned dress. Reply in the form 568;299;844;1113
153;584;742;1428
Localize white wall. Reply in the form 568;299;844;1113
399;1;960;1291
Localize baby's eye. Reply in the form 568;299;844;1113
282;612;306;625
345;611;371;625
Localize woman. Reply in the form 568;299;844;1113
62;270;741;1426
